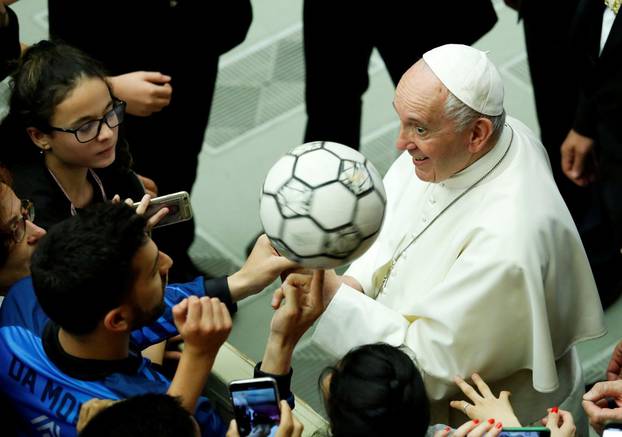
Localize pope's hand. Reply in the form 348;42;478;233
269;271;324;344
607;340;622;381
582;380;622;434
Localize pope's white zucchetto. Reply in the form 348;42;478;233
422;44;504;116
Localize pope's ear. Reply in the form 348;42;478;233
26;127;52;152
468;117;494;154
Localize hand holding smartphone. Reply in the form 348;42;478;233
132;191;193;229
229;377;281;437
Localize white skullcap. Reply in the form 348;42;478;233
422;44;504;116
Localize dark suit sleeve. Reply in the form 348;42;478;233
573;91;597;138
0;6;20;81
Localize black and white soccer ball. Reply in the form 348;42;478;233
260;141;386;269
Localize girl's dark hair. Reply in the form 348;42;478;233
0;40;132;169
321;343;430;437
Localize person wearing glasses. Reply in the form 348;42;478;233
0;40;146;236
0;167;46;300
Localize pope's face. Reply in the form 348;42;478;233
394;61;474;182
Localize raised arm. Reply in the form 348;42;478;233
167;296;232;413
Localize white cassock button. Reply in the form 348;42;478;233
422;216;428;223
429;196;436;205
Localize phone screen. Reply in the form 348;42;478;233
500;430;550;437
604;428;622;436
230;383;280;437
500;433;546;437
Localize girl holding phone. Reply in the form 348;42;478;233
0;41;193;281
0;40;144;230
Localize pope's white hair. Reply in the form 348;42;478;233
444;91;506;143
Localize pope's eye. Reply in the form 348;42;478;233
416;127;427;135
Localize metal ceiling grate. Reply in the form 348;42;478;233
205;27;385;153
206;30;305;150
501;53;532;90
291;341;335;419
189;234;241;278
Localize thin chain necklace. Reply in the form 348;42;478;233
377;126;514;295
47;167;107;216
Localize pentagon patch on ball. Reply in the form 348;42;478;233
260;141;386;269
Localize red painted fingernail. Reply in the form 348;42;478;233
496;422;503;429
488;419;495;424
473;419;480;424
445;426;451;432
552;406;559;413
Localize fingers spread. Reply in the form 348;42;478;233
471;373;494;399
454;375;483;402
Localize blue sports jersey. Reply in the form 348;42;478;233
0;276;227;437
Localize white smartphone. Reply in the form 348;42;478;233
133;191;193;229
228;377;281;437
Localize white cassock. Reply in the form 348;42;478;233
311;117;606;427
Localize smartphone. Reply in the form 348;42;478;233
228;377;281;437
133;191;193;229
500;428;551;436
604;423;622;436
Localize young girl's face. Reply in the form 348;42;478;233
45;77;119;169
